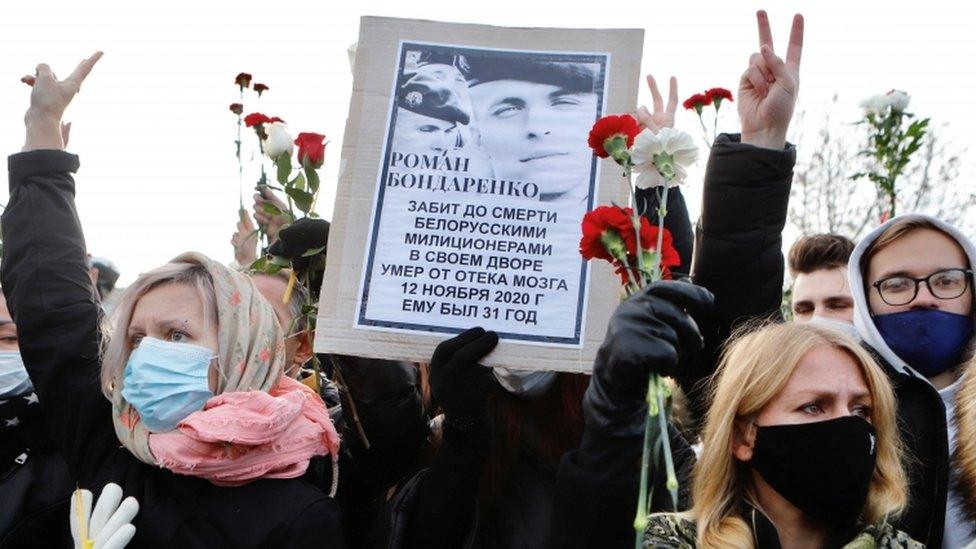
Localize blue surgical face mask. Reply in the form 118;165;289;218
121;337;216;432
0;350;33;398
874;309;974;377
493;367;557;398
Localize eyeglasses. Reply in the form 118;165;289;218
871;268;973;306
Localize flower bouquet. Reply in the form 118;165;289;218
582;113;697;544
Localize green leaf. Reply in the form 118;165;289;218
305;166;320;193
249;257;268;271
263;202;283;216
302;246;326;257
275;154;292;184
286;187;314;214
289;173;306;192
270;255;292;267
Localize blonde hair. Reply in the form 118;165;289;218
100;262;218;397
691;322;907;548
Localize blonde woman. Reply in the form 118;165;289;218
644;322;919;548
5;54;344;547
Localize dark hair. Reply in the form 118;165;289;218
787;233;856;277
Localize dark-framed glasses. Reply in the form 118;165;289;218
872;268;974;306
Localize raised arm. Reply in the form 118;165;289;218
686;12;802;427
2;53;125;484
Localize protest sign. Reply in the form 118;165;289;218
315;16;642;372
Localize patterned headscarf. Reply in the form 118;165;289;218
111;252;287;464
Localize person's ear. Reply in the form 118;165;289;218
294;330;314;367
732;418;757;462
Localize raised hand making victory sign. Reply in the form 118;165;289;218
739;11;803;149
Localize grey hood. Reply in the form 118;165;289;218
848;213;976;379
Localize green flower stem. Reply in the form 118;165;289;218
633;373;656;547
633;181;676;546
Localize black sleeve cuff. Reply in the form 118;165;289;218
8;150;80;182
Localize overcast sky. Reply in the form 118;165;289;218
2;0;974;285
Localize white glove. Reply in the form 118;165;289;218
70;483;139;549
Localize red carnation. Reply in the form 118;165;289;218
588;114;641;160
244;112;272;127
235;72;252;90
682;93;711;114
580;206;633;262
295;132;327;168
254;83;269;96
704;87;733;108
614;226;681;284
229;103;244;115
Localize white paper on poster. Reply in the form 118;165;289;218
355;41;611;346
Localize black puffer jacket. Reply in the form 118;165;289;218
549;134;796;549
2;150;345;548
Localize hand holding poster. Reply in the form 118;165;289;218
317;17;643;372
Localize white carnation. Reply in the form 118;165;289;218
886;90;911;112
263;122;294;159
630;127;698;189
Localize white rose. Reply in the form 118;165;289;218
263;122;294;159
630;127;698;189
859;94;890;115
886;90;911;112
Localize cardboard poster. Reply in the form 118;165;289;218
316;16;642;372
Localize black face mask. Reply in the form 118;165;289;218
748;416;877;527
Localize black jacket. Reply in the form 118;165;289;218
873;353;948;548
549;135;797;549
1;150;345;548
0;389;74;548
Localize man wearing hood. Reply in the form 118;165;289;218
849;214;976;547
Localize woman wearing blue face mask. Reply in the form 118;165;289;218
3;53;345;548
849;214;976;548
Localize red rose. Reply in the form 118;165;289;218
295;132;327;168
229;103;244;115
682;93;711;113
587;114;641;159
235;72;252;90
244;112;272;127
254;83;269;96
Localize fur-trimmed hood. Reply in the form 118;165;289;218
954;363;976;521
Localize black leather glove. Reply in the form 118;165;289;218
584;281;714;437
429;327;499;445
267;218;330;298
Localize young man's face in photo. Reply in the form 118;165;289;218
791;266;854;323
469;79;597;200
392;108;459;153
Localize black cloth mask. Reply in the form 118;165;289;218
748;416;877;528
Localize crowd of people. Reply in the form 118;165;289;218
2;8;976;549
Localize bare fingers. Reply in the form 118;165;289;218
666;76;678;114
757;10;774;51
785;14;804;73
65;52;104;90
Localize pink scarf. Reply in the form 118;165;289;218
149;376;340;486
